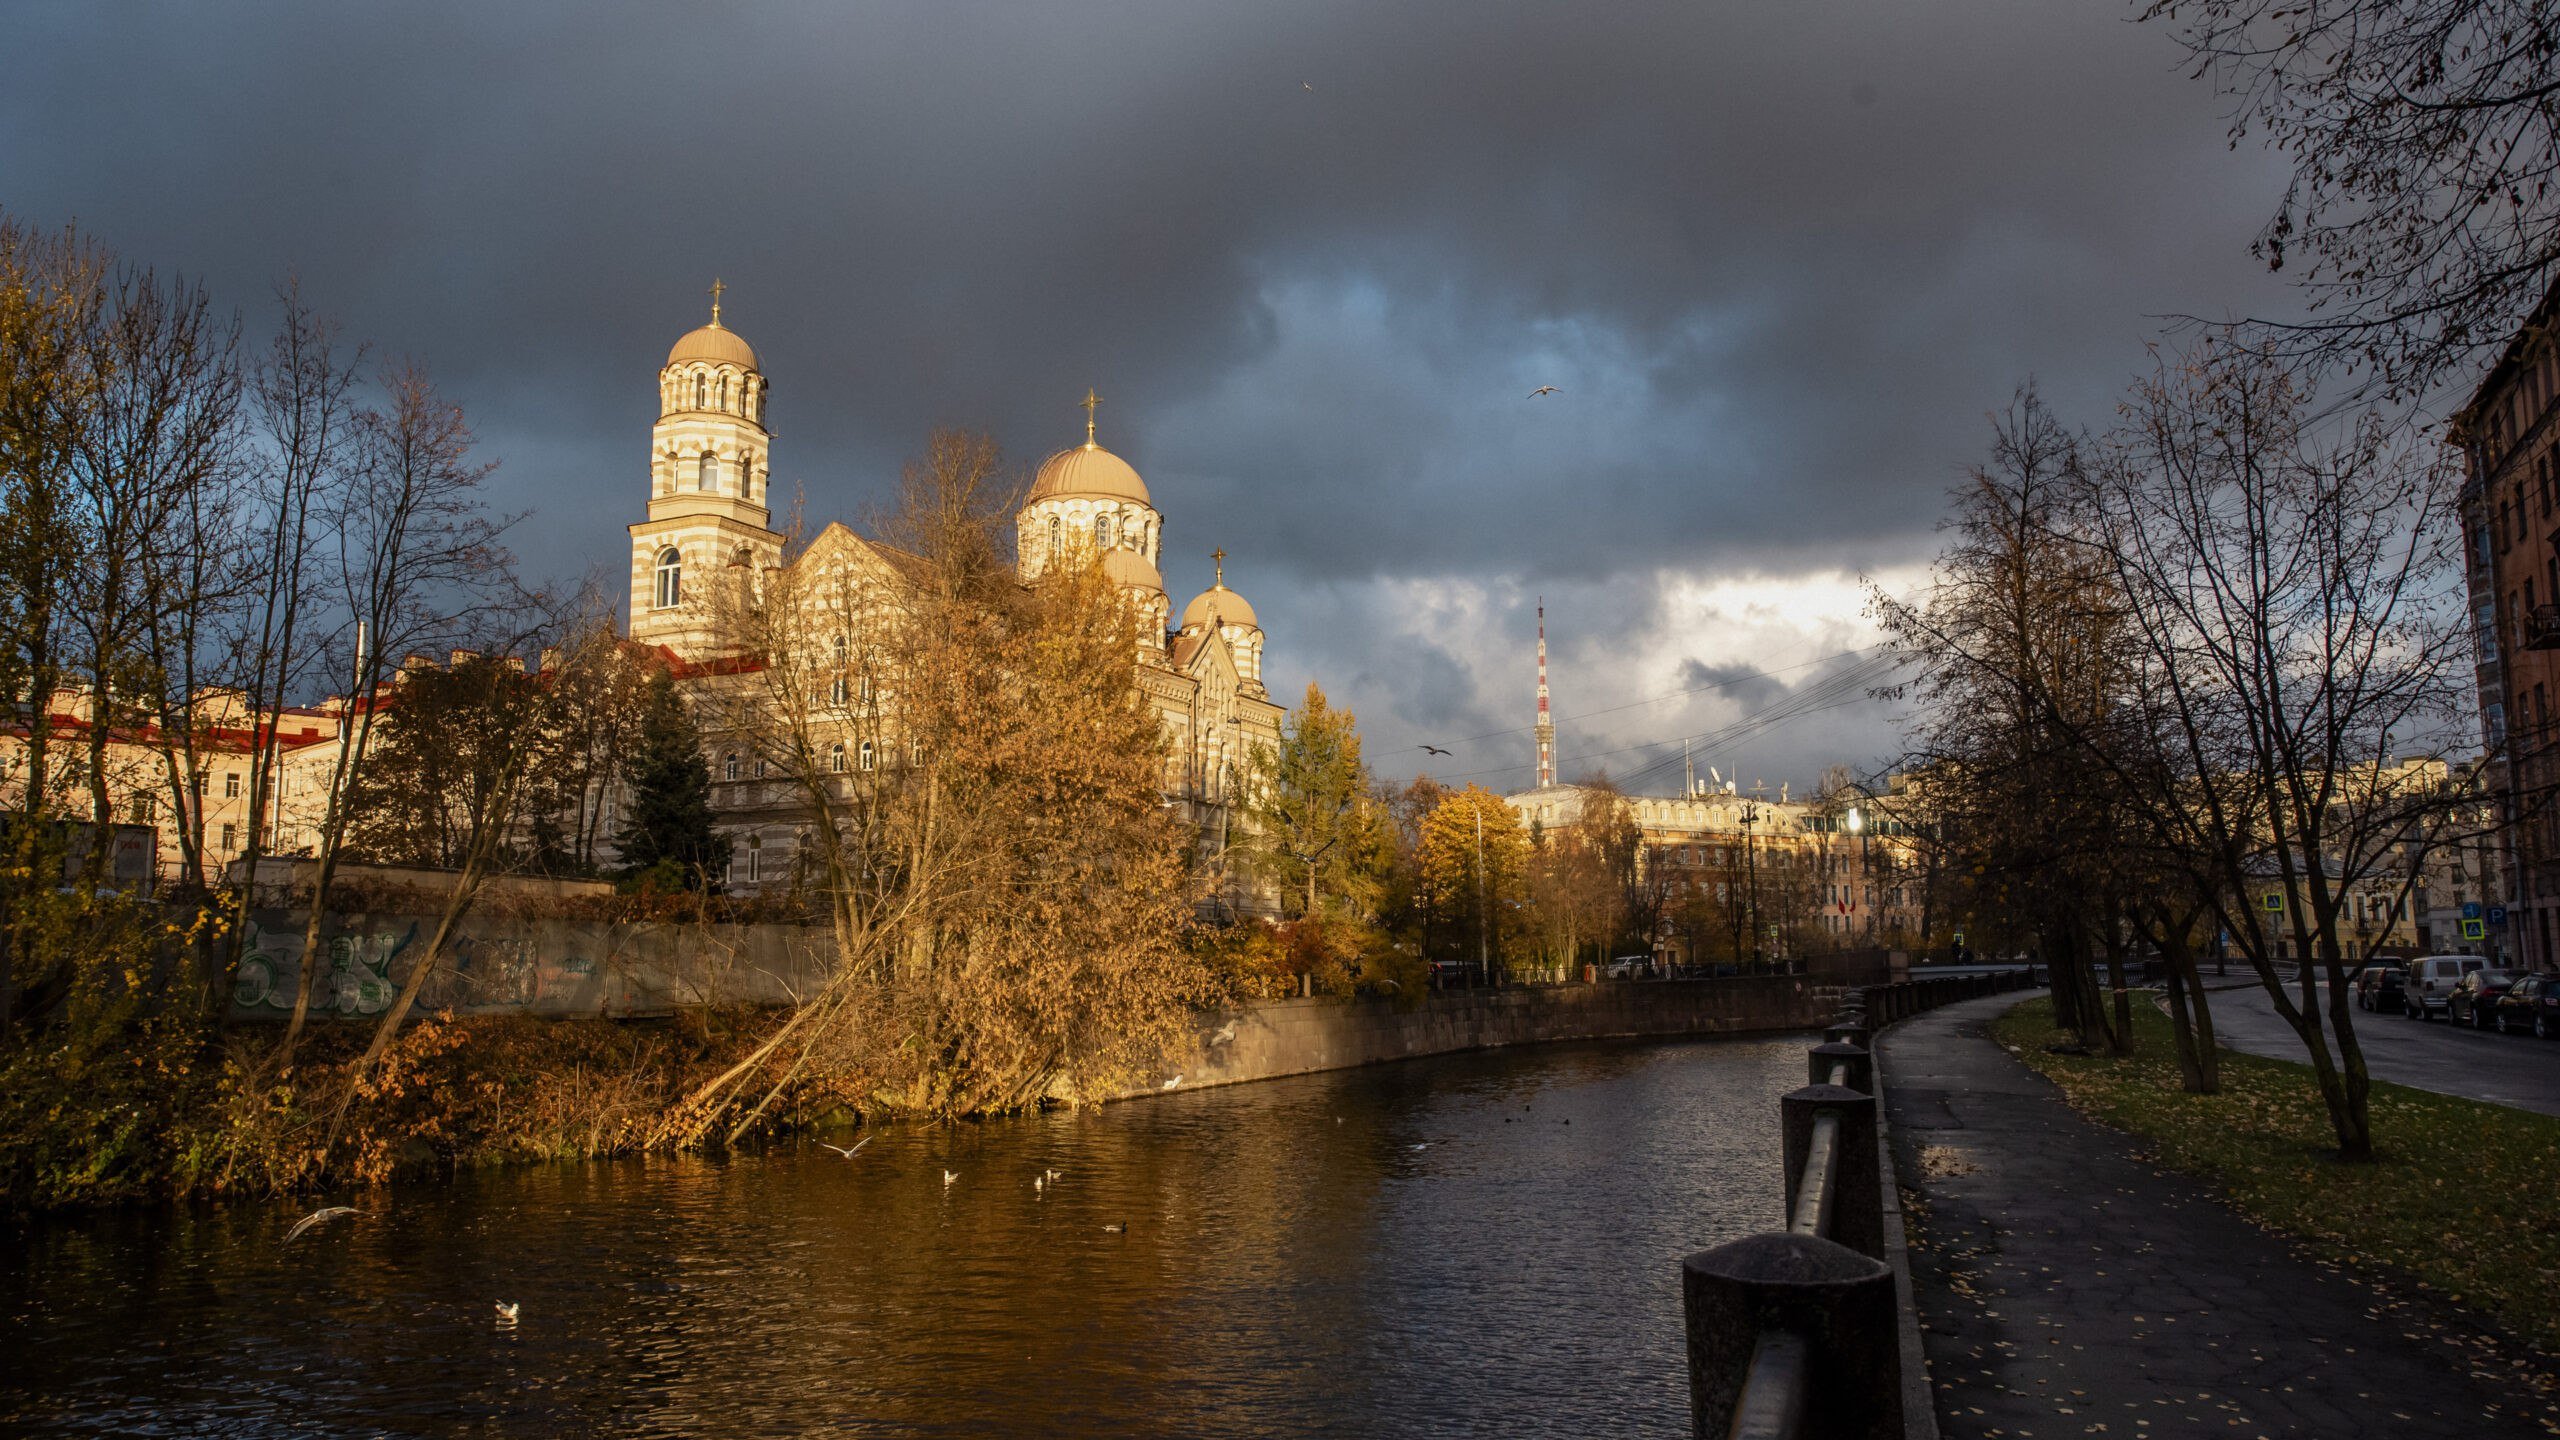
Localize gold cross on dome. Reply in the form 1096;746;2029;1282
708;278;726;326
1212;547;1226;585
1081;388;1101;445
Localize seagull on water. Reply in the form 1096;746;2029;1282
943;1170;961;1187
1102;1222;1127;1234
283;1206;363;1244
1161;1075;1184;1091
817;1136;874;1159
1411;1142;1430;1152
494;1301;519;1324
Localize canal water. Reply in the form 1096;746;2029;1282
3;1033;1809;1437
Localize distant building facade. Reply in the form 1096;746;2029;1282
2457;278;2560;966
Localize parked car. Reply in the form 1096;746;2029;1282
2403;955;2488;1019
2353;963;2405;1012
1603;955;1653;980
2493;973;2560;1039
2447;969;2523;1028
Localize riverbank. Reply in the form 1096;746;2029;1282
2;977;1833;1213
1881;992;2560;1439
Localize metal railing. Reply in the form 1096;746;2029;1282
1682;966;2030;1438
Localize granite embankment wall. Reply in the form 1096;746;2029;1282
1143;976;1833;1095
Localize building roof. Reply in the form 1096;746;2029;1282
1180;584;1256;630
1029;443;1150;504
1102;546;1164;591
667;322;760;371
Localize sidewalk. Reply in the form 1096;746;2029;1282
1878;991;2560;1439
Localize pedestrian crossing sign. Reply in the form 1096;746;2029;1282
2263;892;2283;912
2461;918;2487;940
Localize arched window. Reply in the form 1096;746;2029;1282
830;675;850;706
741;453;756;501
653;547;681;609
722;752;739;781
1095;513;1114;548
1047;514;1061;562
858;740;876;772
699;451;721;493
718;375;729;411
746;833;763;883
829;742;847;773
859;674;875;703
695;373;708;409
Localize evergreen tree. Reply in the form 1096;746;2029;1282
614;669;727;888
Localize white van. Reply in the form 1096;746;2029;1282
2403;954;2487;1019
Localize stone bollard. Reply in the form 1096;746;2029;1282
1683;1231;1901;1440
1807;1040;1873;1093
1781;1084;1883;1259
1824;1019;1869;1049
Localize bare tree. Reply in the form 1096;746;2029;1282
2084;336;2471;1158
222;286;362;972
2145;0;2559;393
275;360;511;1065
57;262;242;865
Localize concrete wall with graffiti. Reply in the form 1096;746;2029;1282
227;911;838;1019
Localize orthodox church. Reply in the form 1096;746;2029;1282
622;289;1285;893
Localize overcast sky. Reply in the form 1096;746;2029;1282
2;0;2300;794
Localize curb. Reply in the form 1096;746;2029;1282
1867;1010;1951;1440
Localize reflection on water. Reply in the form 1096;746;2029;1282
2;1033;1809;1437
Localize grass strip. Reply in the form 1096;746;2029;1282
1991;996;2560;1354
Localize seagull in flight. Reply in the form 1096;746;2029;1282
1161;1075;1184;1090
283;1206;363;1244
1528;386;1560;398
943;1170;961;1187
1420;744;1451;756
817;1136;874;1159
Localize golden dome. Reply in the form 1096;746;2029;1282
1100;547;1164;592
1030;443;1150;504
667;323;759;371
1181;584;1256;631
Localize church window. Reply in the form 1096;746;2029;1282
746;833;763;883
699;451;721;492
722;752;739;781
859;740;876;771
1096;513;1115;549
695;373;708;409
718;375;729;411
653;547;681;609
829;742;847;773
1047;514;1061;562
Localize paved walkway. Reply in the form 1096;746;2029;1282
1880;991;2560;1439
2205;975;2560;1118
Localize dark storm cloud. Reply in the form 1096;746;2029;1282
1673;660;1790;714
0;0;2296;786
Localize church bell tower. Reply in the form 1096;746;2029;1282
628;281;783;657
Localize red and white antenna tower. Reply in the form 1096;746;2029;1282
1535;598;1556;788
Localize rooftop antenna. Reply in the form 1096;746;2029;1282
1685;737;1695;797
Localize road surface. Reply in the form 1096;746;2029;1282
2202;974;2560;1117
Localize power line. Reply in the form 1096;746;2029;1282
1437;650;1904;789
1418;646;1872;752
